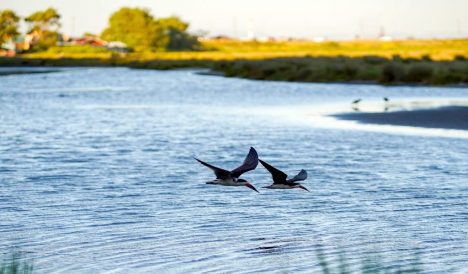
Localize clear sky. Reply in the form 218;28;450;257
1;0;467;39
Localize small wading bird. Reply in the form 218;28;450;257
352;98;362;105
383;97;390;112
259;159;309;191
195;147;259;192
351;98;362;111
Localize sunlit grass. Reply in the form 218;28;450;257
2;39;467;86
17;39;468;61
202;39;468;61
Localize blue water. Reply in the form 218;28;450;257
1;68;467;273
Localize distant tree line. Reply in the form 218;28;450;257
0;10;20;45
0;8;61;51
101;7;199;51
0;7;199;52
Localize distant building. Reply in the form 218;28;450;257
106;41;129;53
379;35;393;41
71;36;107;47
1;31;129;55
312;36;327;43
378;26;393;41
0;30;42;55
63;36;129;53
257;36;276;42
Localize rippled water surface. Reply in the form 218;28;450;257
1;68;467;273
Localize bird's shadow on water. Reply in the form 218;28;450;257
243;238;424;274
244;237;300;255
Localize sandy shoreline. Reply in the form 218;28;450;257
332;106;468;130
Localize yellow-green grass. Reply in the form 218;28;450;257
18;39;468;61
202;39;468;60
2;39;467;86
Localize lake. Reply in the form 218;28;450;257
1;68;467;273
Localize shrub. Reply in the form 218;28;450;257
380;63;406;83
405;64;433;82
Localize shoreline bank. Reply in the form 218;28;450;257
1;55;467;87
332;106;468;130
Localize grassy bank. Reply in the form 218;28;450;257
18;39;468;61
1;39;467;86
213;56;468;85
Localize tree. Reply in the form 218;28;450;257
25;8;61;50
25;7;60;32
156;16;199;50
101;7;164;52
101;8;199;52
0;10;20;46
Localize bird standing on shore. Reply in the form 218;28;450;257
259;159;309;191
352;98;362;111
195;147;259;192
383;97;390;111
352;98;362;105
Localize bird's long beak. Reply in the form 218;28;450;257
298;185;310;192
244;182;259;193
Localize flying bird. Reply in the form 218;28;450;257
383;97;389;102
195;147;259;192
259;159;309;191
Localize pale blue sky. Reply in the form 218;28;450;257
1;0;467;39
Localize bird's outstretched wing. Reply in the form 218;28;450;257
195;158;231;179
230;147;259;178
287;169;307;183
259;159;288;184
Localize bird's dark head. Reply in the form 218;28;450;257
238;178;259;193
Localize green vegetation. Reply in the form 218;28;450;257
156;16;199;51
25;8;60;31
0;10;20;45
213;56;468;85
0;252;34;274
315;246;423;274
101;8;163;52
1;6;199;53
24;7;61;51
2;52;466;86
11;38;468;61
101;7;198;52
201;39;468;61
1;49;467;86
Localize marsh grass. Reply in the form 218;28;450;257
0;252;34;274
213;57;468;85
10;38;468;61
1;39;467;86
202;39;468;61
315;245;423;274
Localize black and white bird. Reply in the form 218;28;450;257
195;147;259;192
259;159;309;191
